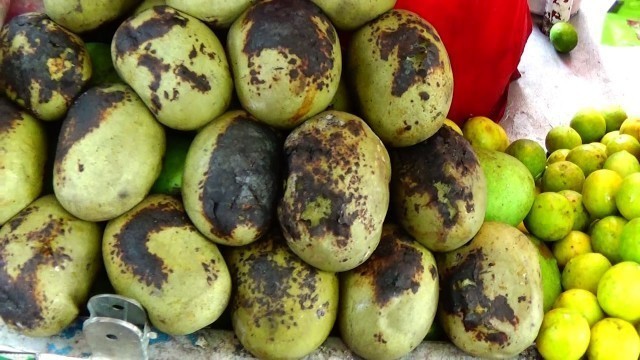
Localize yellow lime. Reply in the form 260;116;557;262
603;150;640;178
524;192;574;242
546;148;571;165
582;169;623;219
443;118;463;135
550;21;579;53
462;116;509;152
552;230;592;267
619;218;640;263
588;318;640;360
601;105;628;133
597;261;640;322
528;235;563;312
558;190;590;231
566;143;607;177
616;173;640;220
590;141;608;154
562;252;612;294
606;133;640;158
570;107;607;144
536;308;590;360
545;126;582;153
553;289;605;327
589;215;628;264
620;116;640;142
601;130;620;146
541;160;585;192
505;138;547;179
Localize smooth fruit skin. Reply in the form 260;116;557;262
524;192;574;242
536;308;590;360
588;318;640;360
597;262;640;323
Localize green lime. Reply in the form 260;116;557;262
601;105;628;133
588;318;640;360
590;141;608;154
619;218;640;263
620;117;640;142
601;130;620;146
562;253;612;294
524;192;574;242
566;143;607;177
552;230;592;267
597;261;640;323
85;42;122;86
603;150;640;178
589;215;628;264
582;169;623;219
616;172;640;220
550;21;579;53
528;235;563;312
505;139;547;179
606;133;640;158
536;308;590;360
570;107;607;144
151;131;194;196
558;190;590;231
553;289;605;327
545;126;582;153
541;160;585;192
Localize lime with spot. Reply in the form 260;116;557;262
541;160;585;192
562;252;611;294
570;107;607;144
552;230;591;267
606;133;640;158
616;173;640;220
558;190;590;231
589;215;628;264
462;116;509;152
546;148;571;165
582;169;623;219
601;105;628;133
566;143;607;177
545;126;582;153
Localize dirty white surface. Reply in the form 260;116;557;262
2;1;639;359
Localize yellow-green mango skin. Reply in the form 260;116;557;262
53;84;165;222
111;5;233;130
0;13;92;121
278;110;391;273
226;0;341;129
102;194;231;335
310;0;396;30
0;194;102;337
437;222;544;359
339;223;439;360
391;126;487;252
182;110;281;247
134;0;166;15
348;10;453;147
226;229;338;360
0;98;47;225
44;0;141;33
167;0;255;28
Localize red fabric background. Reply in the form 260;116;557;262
394;0;533;124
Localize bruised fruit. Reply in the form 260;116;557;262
112;5;233;130
227;0;341;129
0;97;46;225
438;222;543;359
310;0;396;30
278;110;390;272
0;195;101;336
166;0;255;28
339;223;439;360
226;229;338;359
182;110;281;246
103;194;231;335
0;13;92;121
44;0;140;33
53;84;165;222
348;9;453;147
391;125;487;252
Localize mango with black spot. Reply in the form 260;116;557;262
278;110;390;272
102;194;232;335
310;0;396;31
348;9;453;147
0;194;102;337
339;223;439;360
391;125;487;252
53;83;165;222
437;221;544;359
0;97;47;226
225;228;338;360
227;0;341;129
0;13;92;121
182;110;281;247
44;0;140;33
111;5;233;130
167;0;255;29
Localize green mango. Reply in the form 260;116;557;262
166;0;255;28
0;195;102;337
43;0;141;33
0;97;47;225
102;194;231;335
310;0;396;30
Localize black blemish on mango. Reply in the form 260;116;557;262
136;54;170;112
0;217;71;331
391;126;478;230
0;97;22;134
114;6;188;57
440;248;519;346
200;114;281;241
174;65;211;92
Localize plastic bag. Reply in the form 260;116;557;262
394;0;533;124
602;0;640;46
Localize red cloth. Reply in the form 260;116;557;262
395;0;533;124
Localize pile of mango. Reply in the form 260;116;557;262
1;1;554;359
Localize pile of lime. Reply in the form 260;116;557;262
460;105;640;360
